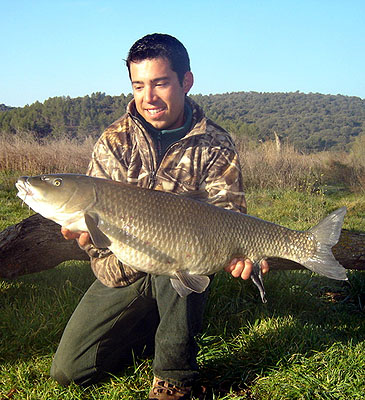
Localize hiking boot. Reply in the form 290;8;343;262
148;377;192;400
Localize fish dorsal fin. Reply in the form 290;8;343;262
178;190;209;202
170;271;210;297
84;213;111;248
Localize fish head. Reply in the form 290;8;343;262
15;174;95;226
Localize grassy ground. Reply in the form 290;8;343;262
1;175;365;399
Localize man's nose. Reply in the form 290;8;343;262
144;86;156;103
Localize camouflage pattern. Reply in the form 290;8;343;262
84;97;246;287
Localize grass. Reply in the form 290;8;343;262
201;269;365;399
1;265;364;399
251;341;365;400
245;188;365;232
0;171;33;230
1;132;365;194
0;134;94;176
1;172;365;399
1;136;365;399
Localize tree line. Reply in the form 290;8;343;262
1;91;364;152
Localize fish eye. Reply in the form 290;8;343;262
53;178;62;187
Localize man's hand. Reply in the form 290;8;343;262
224;258;269;280
61;227;91;247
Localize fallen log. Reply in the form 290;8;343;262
0;213;364;279
0;214;89;279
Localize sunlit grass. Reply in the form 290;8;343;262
1;150;364;398
1;263;364;399
245;188;365;232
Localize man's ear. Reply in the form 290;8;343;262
182;71;194;94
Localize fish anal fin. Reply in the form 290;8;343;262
84;213;111;248
171;271;210;297
170;279;194;297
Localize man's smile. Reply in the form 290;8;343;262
146;107;166;117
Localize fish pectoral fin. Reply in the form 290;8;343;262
170;272;210;297
84;213;111;248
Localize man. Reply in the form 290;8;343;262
52;33;269;399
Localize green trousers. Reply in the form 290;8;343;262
50;274;210;387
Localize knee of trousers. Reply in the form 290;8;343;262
50;356;97;387
50;359;73;386
50;362;72;386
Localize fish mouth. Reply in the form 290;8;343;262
15;177;34;200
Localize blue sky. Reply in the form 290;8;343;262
1;0;364;107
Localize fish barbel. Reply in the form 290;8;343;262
15;174;347;302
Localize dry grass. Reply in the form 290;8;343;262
0;132;94;175
1;131;364;193
233;135;365;193
348;134;365;192
236;139;323;191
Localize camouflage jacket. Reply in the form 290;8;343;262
83;97;247;287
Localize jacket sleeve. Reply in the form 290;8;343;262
79;243;144;287
203;140;247;214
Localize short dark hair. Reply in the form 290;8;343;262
126;33;190;85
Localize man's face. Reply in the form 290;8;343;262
130;57;193;130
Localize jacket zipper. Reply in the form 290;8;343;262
149;139;186;189
129;113;159;189
129;113;199;190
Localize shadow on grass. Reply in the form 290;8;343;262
196;270;365;397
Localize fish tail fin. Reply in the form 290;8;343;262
302;207;348;281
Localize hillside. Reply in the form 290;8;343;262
0;104;14;112
194;92;365;151
1;91;364;152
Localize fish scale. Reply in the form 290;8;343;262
16;173;348;301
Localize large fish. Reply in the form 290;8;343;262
15;173;347;302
